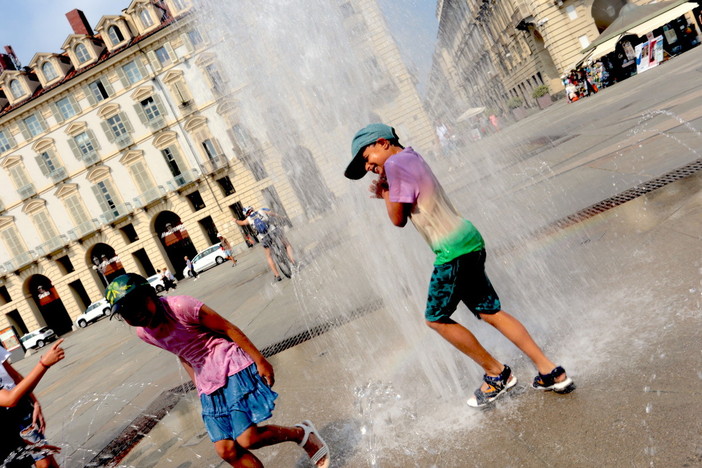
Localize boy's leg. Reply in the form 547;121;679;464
213;439;262;467
426;319;503;376
479;310;561;377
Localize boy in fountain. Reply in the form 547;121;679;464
344;123;575;407
106;273;329;467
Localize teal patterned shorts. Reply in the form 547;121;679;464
425;250;501;322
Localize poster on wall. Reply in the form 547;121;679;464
0;326;21;351
653;36;665;64
636;36;665;74
635;42;649;74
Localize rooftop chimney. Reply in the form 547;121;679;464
66;9;93;36
3;45;21;70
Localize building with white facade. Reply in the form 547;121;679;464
0;0;436;346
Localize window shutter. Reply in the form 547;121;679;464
135;58;148;79
34;154;50;177
116;67;130;88
147;51;161;71
212;138;224;156
36;113;48;133
152;94;168;117
131;161;154;193
17;121;31;141
87;129;101;151
164;43;176;62
182;33;194;53
69;95;81;114
103;78;114;97
134;102;148;126
84;85;97;106
68;138;82;159
51;103;65;124
172;146;188;171
91;185;111;213
101;120;115;143
120;112;134;134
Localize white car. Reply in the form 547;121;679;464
20;327;57;349
76;299;111;328
183;243;228;277
147;274;167;292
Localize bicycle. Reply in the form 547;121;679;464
266;229;292;279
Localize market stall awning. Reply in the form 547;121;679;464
626;2;698;37
457;107;485;122
581;0;697;55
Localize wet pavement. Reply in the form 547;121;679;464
13;47;702;467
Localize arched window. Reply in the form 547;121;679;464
75;43;91;64
139;9;154;28
42;62;58;81
9;80;24;99
108;25;125;46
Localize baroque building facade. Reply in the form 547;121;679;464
0;0;435;344
429;0;655;112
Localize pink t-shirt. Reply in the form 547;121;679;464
136;296;254;395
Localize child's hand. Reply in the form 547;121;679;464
40;339;65;368
256;358;275;387
369;177;388;199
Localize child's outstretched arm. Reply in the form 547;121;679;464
3;360;47;431
0;339;65;408
199;305;275;386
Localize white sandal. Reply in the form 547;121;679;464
295;420;330;468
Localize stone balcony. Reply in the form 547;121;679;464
99;203;133;225
200;154;230;175
2;251;39;273
67;219;101;241
133;186;167;209
36;235;70;256
166;169;200;191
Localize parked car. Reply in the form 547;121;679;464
76;299;111;328
182;243;228;277
147;274;167;292
20;327;57;350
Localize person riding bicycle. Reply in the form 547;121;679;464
235;206;295;281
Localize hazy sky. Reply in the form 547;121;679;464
0;0;438;89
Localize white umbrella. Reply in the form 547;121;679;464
457;107;486;122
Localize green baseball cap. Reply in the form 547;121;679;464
345;123;398;180
105;273;151;312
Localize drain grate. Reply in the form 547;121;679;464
550;158;702;230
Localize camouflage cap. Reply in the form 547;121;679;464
105;273;150;306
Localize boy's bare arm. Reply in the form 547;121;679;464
370;177;411;227
199;305;275;386
234;219;248;226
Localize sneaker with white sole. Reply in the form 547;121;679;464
532;366;575;393
467;364;517;408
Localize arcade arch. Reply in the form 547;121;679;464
152;210;197;278
86;242;126;288
23;274;72;336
